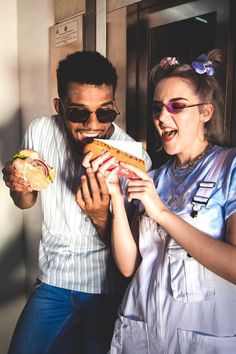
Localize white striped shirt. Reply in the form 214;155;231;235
22;115;151;293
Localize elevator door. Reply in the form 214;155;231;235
127;0;233;168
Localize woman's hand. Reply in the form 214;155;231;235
97;155;122;197
121;162;168;221
82;149;122;197
82;150;113;171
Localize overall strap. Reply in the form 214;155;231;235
191;149;231;218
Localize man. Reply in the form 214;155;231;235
2;51;151;354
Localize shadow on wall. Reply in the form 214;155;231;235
0;110;43;353
0;109;26;352
0;231;25;306
0;108;26;302
0;108;42;293
0;108;22;162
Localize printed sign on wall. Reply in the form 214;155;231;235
55;21;78;48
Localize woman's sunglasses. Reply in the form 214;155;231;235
152;100;208;118
60;100;120;123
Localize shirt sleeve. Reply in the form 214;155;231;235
21;120;36;150
224;154;236;219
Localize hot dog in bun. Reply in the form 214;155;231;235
83;140;146;179
13;149;55;191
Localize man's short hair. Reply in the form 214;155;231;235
56;51;118;100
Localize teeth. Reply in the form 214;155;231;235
162;130;177;138
163;131;172;137
80;133;99;137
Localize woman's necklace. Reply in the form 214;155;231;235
172;144;211;185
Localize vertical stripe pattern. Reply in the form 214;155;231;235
22;116;152;293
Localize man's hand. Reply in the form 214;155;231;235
75;168;111;244
2;161;33;192
2;161;37;209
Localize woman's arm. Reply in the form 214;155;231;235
93;154;142;276
111;193;141;277
159;210;236;284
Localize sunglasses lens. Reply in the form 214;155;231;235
152;102;163;116
96;109;118;123
168;102;186;113
66;107;118;123
67;108;90;122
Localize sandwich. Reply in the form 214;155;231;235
83;140;146;179
13;149;55;191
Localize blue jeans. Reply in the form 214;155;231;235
8;281;122;354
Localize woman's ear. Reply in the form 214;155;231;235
53;98;62;115
200;103;214;123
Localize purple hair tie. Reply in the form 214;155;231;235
160;57;179;69
191;54;215;76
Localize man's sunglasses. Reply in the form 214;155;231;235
152;100;208;118
60;100;120;123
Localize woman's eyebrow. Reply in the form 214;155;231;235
169;97;188;102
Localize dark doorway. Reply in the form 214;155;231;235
148;12;216;168
127;0;233;169
150;13;216;67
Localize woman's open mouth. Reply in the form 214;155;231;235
162;129;177;143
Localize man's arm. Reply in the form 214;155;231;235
10;190;38;209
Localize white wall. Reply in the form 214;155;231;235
0;1;54;352
0;1;25;352
17;0;54;288
18;0;55;130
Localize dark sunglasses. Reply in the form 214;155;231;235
152;100;208;118
60;100;120;123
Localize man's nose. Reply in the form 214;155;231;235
84;111;100;127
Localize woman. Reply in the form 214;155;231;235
85;49;236;353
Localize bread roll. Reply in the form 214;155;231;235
83;140;146;179
13;149;55;191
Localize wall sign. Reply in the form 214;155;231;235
55;20;78;48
